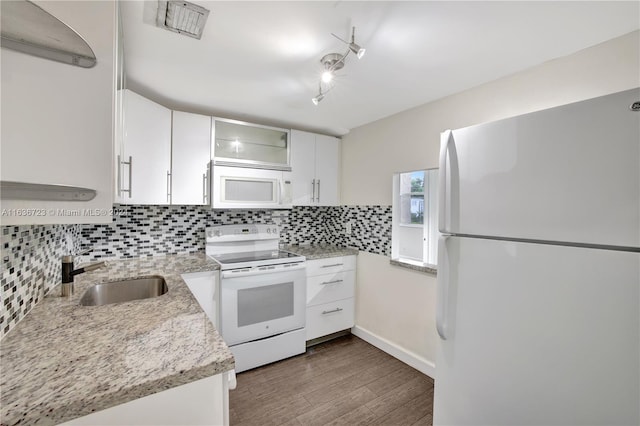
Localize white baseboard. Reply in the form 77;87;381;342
351;325;435;379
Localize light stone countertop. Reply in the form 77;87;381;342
283;244;359;260
389;259;437;275
0;253;233;426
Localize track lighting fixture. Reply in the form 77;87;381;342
311;26;366;105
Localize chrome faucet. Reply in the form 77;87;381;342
61;251;106;297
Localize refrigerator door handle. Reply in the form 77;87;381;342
436;235;450;340
439;130;453;233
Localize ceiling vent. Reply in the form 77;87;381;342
157;1;209;40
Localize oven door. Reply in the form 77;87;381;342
220;264;306;346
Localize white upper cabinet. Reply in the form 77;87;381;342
290;130;340;206
0;1;116;225
117;89;172;205
171;111;211;205
314;134;340;206
290;130;316;205
213;119;290;170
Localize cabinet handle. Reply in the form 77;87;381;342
116;154;122;196
311;179;316;203
320;279;343;285
316;179;321;202
321;263;343;268
166;170;171;203
117;155;132;198
322;308;343;315
202;172;208;204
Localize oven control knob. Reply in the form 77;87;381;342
266;228;271;233
214;230;221;237
272;228;278;234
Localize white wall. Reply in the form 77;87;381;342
345;31;640;372
1;1;116;225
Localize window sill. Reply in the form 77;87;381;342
389;258;437;275
397;223;424;228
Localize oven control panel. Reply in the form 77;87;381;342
206;224;279;241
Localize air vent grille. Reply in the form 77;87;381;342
157;1;209;40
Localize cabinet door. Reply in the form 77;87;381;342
306;298;355;341
172;111;211;205
290;130;316;206
120;90;171;205
314;134;340;206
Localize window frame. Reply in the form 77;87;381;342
391;168;438;270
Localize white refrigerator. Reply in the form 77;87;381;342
434;88;640;425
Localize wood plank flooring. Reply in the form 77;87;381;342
229;335;434;426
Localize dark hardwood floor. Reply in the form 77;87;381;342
229;335;434;426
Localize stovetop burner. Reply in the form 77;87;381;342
210;250;301;265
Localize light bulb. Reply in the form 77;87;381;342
312;93;324;105
321;71;333;83
350;43;365;59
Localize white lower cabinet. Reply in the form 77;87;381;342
305;255;356;341
61;372;233;426
306;298;355;341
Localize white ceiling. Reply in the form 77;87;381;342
122;1;639;136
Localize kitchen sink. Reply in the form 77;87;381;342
79;276;168;306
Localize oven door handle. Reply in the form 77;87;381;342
220;263;306;278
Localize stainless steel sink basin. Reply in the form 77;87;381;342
80;276;168;306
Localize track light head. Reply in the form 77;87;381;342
349;27;365;59
312;93;324;105
312;83;325;106
350;42;365;59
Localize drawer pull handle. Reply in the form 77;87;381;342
320;279;343;285
322;308;344;315
321;263;343;268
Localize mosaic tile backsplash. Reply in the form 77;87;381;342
327;206;392;256
0;204;391;338
1;225;81;337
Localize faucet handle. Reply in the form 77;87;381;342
78;247;93;256
62;247;93;264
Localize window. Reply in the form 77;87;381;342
392;168;438;268
400;171;425;225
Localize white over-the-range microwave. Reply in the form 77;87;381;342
211;165;292;209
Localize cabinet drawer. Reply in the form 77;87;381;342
306;255;356;276
307;270;355;307
306;298;354;341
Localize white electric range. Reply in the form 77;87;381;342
206;224;307;373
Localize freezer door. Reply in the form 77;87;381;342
439;88;640;248
434;237;639;426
